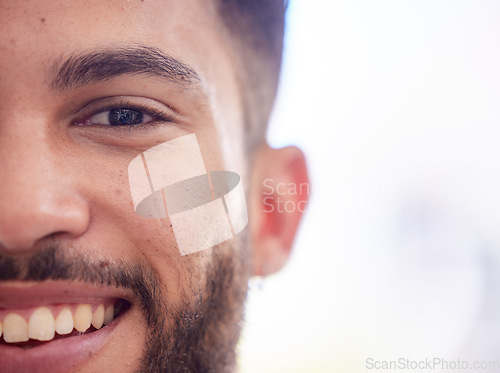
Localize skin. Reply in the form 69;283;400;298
0;1;308;372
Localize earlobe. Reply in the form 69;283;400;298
249;144;309;276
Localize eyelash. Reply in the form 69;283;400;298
73;101;176;132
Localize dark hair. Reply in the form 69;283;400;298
215;0;287;152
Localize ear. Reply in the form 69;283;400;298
249;143;309;276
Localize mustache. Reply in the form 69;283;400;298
0;246;161;327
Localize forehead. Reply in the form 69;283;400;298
0;0;230;93
0;0;217;47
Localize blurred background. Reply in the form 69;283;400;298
237;0;500;372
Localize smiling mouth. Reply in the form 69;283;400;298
0;299;130;348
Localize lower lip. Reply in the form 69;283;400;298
0;316;119;373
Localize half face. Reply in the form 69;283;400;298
0;1;251;372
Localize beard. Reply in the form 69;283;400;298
0;238;251;373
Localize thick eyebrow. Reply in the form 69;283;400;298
50;46;201;91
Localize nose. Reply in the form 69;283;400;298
0;133;90;253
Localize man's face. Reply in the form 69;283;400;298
0;1;252;372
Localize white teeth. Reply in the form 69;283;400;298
55;308;74;335
103;304;114;326
92;304;105;330
29;307;55;341
1;302;118;343
74;304;92;332
3;313;29;343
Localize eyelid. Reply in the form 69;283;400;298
72;96;178;127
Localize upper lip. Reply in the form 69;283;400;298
0;280;132;308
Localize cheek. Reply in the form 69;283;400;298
77;152;210;299
72;152;160;255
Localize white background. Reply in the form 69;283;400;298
238;1;500;372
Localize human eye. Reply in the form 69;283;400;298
72;98;176;130
88;107;153;126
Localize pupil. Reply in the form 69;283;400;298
109;109;143;126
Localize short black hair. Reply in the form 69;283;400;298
215;0;287;152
